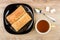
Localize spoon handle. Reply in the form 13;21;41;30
43;14;56;22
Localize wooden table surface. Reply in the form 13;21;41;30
0;0;60;40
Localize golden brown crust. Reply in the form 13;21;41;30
6;6;26;24
12;13;32;31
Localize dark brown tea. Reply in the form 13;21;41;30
37;20;49;33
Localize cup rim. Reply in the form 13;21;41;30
35;19;51;34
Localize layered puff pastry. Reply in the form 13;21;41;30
12;13;32;31
6;6;26;24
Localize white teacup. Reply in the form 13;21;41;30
35;19;51;34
